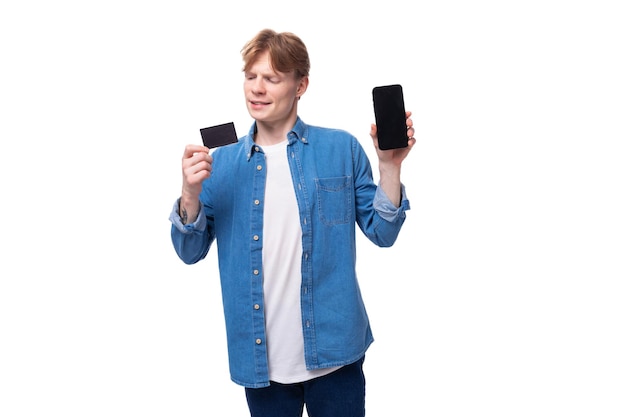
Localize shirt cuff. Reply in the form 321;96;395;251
374;184;411;222
169;198;207;233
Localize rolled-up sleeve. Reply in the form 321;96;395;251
169;198;212;264
169;198;207;233
373;184;411;222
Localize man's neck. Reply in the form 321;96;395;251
254;116;298;146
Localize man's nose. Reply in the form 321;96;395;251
251;78;265;94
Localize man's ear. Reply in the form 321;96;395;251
296;76;309;97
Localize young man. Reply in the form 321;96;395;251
170;29;415;417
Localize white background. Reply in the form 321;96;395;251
1;1;625;416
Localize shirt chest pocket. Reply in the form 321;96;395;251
315;176;352;226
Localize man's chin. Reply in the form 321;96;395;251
246;106;265;118
247;109;271;122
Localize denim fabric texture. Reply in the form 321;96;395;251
170;117;410;388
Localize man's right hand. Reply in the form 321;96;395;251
179;144;212;224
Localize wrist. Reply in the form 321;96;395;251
378;160;401;179
179;194;200;225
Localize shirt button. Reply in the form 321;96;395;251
256;165;262;171
255;338;262;345
253;235;259;241
254;199;260;205
253;269;259;275
255;146;260;152
254;304;260;310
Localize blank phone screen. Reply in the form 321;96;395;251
372;84;407;150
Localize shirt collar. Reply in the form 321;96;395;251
244;117;309;160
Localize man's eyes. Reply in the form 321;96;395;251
245;74;280;83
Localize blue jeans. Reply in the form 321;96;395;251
245;356;366;417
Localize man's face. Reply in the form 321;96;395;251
243;50;305;124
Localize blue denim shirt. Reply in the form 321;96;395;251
170;117;410;388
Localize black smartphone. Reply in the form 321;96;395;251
200;122;238;149
372;84;407;150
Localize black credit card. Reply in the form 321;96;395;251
200;122;238;148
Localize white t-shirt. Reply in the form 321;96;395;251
261;140;339;383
